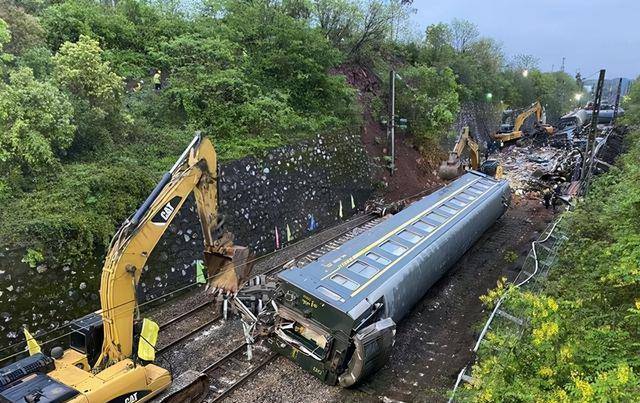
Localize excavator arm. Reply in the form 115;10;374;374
513;101;543;133
438;127;480;180
97;133;252;367
439;126;502;180
493;101;553;144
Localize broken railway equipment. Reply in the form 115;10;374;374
258;171;510;386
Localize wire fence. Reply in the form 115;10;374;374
448;217;567;402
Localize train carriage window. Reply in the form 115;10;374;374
365;252;390;265
426;212;446;224
461;192;477;200
317;286;345;302
450;198;468;208
467;187;484;195
348;261;379;278
439;205;458;215
331;274;359;290
413;220;435;233
397;230;422;244
380;240;407;256
479;180;495;187
474;181;491;190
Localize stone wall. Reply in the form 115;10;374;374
451;102;502;146
0;131;374;345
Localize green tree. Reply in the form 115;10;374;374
622;77;640;125
0;17;13;73
422;23;455;69
41;0;138;51
52;35;127;152
395;65;459;143
0;0;46;55
503;69;579;123
0;67;75;174
155;1;355;144
452;37;506;102
0;17;10;53
53;35;122;106
450;18;479;53
312;0;361;48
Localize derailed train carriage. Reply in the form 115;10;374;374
266;171;511;386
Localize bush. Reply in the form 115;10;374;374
460;132;640;401
0;67;75;175
393;65;459;143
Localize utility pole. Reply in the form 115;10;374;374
389;70;396;176
581;69;605;193
560;57;565;73
612;78;623;124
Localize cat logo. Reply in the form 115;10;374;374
151;196;181;225
160;202;175;221
111;390;150;403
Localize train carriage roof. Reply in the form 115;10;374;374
278;171;505;315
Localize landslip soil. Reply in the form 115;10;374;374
334;63;443;203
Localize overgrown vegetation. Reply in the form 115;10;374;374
0;0;584;265
459;84;640;401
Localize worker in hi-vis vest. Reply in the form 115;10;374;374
153;69;161;91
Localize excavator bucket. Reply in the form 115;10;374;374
205;233;255;294
438;152;464;181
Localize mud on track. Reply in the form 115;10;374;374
222;197;553;403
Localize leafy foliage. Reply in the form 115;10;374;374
0;67;75;175
460;110;640;401
622;76;640;126
52;35;129;153
0;0;46;55
0;17;9;51
394;65;459;142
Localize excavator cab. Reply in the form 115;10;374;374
492;101;554;146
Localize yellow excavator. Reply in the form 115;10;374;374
0;133;253;402
438;126;503;180
492;101;554;145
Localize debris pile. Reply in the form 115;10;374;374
493;145;580;196
493;123;628;207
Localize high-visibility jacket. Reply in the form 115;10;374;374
153;73;161;85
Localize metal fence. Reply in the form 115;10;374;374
448;217;566;402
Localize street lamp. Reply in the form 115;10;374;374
522;69;529;78
486;92;493;101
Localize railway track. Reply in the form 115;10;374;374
201;341;278;402
154;211;385;401
155;212;382;352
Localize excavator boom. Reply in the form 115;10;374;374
0;133;252;403
492;101;553;145
438;127;480;180
98;133;250;365
439;127;502;181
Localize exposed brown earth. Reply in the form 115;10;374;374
334;63;444;203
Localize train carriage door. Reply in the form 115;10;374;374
338;318;396;387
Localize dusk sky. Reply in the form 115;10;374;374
410;0;639;79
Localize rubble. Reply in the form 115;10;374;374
493;123;627;207
493;145;580;196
